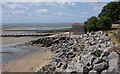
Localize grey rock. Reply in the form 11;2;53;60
90;56;96;65
42;65;49;71
83;66;90;74
103;51;119;62
61;62;67;69
93;62;109;72
101;51;110;58
57;62;63;68
108;51;119;60
108;57;119;72
93;58;104;65
101;70;108;74
49;66;56;71
89;70;97;74
55;68;64;72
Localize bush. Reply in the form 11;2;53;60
96;16;112;30
85;16;98;32
94;50;102;57
85;16;112;32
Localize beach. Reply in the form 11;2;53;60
0;25;71;72
2;49;55;72
1;37;40;45
1;29;56;72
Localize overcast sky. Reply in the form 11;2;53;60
2;2;111;24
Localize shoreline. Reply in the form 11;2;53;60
1;34;55;72
2;49;55;72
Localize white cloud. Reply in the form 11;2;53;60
2;2;30;16
29;2;76;8
35;9;48;14
35;9;73;17
2;2;28;10
2;0;114;2
55;12;73;17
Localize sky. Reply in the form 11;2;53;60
1;2;112;24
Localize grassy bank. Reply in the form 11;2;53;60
105;30;120;53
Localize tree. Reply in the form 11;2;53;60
85;16;98;32
98;1;120;24
96;16;112;30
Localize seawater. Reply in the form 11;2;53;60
2;23;72;30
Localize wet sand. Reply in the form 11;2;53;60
2;49;55;72
1;36;55;72
1;37;40;45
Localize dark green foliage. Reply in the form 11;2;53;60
94;50;102;57
85;16;112;32
85;16;98;32
85;1;119;32
98;1;120;24
96;16;112;30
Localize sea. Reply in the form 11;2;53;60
2;23;72;30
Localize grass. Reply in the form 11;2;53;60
105;31;119;44
105;30;120;53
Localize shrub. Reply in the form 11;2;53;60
96;16;112;30
85;16;98;32
94;50;102;57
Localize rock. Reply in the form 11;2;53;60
89;70;97;74
90;41;96;46
101;70;108;74
108;51;119;60
80;53;95;65
101;51;110;58
55;68;64;72
35;31;119;73
49;66;56;71
93;62;109;72
107;57;119;72
93;58;104;64
58;52;64;57
61;62;67;69
57;62;63;68
103;51;119;62
83;66;90;74
42;65;49;71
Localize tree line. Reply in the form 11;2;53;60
85;1;120;32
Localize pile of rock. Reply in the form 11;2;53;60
37;31;120;73
26;37;58;47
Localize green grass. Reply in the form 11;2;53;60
105;31;119;44
105;30;120;53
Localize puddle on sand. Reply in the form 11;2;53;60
0;41;44;66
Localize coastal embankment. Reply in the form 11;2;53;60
27;31;120;73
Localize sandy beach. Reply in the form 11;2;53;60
2;49;55;72
1;31;55;72
1;37;40;45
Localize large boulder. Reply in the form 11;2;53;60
93;62;109;72
107;57;120;72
